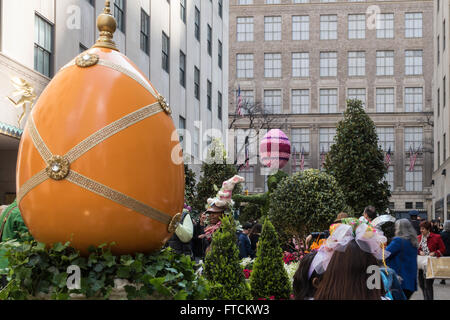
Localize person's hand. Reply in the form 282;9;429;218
430;252;436;257
419;251;425;256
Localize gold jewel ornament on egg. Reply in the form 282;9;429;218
16;1;185;255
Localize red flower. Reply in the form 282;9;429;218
243;269;252;279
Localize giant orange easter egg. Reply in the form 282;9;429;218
15;9;184;255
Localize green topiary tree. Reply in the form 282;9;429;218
268;169;348;242
203;215;251;300
193;139;241;213
249;219;291;300
324;99;391;215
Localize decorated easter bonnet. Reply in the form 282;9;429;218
308;218;390;279
206;175;245;213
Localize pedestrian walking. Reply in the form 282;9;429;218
439;220;450;285
409;210;421;235
238;223;254;259
417;221;446;300
248;223;262;253
386;219;419;299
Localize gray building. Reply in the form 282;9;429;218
229;0;434;218
433;0;450;223
0;0;229;204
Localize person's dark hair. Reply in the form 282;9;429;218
379;221;395;245
293;252;321;300
243;222;253;230
420;221;431;231
364;206;377;221
249;223;262;237
314;240;382;300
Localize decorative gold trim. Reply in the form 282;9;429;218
93;1;118;51
158;95;172;115
168;213;183;233
76;53;100;68
46;155;71;181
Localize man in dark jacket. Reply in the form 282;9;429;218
238;223;254;259
409;210;421;235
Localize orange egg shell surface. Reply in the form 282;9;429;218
16;48;185;256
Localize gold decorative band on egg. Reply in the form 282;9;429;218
19;103;178;228
157;95;172;115
76;53;100;68
168;213;183;233
46;155;71;181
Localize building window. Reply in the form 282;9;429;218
385;166;394;192
320;52;337;77
207;80;212;110
319;89;338;114
405;202;414;209
319;128;337;153
291;128;310;153
79;43;88;53
404;87;423;112
348;88;366;107
348;51;365;76
376;13;394;39
240;167;255;192
405;13;422;38
264;53;282;78
239;0;253;4
237;17;254;42
405;166;422;192
218;91;222;120
162;32;170;73
34;14;53;77
292;52;309;78
438;141;441;167
320;15;337;40
180;0;186;23
114;0;125;33
404;127;423;151
348;14;365;39
195;7;200;41
405;50;423;75
218;40;222;69
140;9;150;54
207;24;212;56
264;90;282;114
179;116;186;148
194;67;200;100
218;0;223;18
237;54;254;79
237;90;254;114
376;51;394;76
292;16;309;40
438;35;441;65
444;133;447;161
292;89;309;114
416;202;424;209
266;0;281;3
264;16;282;41
444;77;446;108
376;88;395;113
377;127;395;152
179;51;186;87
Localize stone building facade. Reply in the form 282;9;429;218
229;0;434;219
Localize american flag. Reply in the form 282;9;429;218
385;146;392;169
237;86;243;116
409;144;420;172
300;147;305;171
292;146;297;172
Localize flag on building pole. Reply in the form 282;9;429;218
237;85;243;116
409;144;420;172
292;146;297;172
385;146;392;169
300;147;305;171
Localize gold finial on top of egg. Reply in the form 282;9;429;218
93;0;118;51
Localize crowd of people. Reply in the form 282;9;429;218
292;207;450;300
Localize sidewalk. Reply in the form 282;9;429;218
411;280;450;300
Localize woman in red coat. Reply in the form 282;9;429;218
417;221;446;300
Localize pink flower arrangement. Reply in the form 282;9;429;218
243;269;252;279
283;251;304;264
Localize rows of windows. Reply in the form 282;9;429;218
236;50;423;79
236;87;425;114
237;12;423;42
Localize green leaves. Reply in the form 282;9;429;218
0;236;209;300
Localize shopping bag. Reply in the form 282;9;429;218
426;257;450;279
417;255;429;272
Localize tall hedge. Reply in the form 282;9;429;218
249;219;291;300
203;215;251;300
268;169;347;241
324;99;391;215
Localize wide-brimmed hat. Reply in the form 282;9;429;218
206;204;225;214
